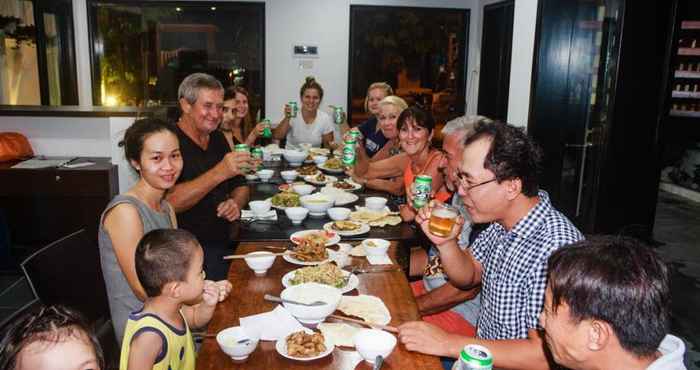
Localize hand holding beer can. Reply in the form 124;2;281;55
286;101;298;118
428;203;459;237
454;344;493;370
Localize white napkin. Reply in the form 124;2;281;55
239;305;304;341
367;254;394;265
241;210;278;221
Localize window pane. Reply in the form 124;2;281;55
0;0;40;105
89;2;264;108
349;6;469;126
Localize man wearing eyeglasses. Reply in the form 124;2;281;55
398;120;583;370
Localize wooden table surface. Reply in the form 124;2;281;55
196;241;442;370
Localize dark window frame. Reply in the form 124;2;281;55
86;0;266;110
348;5;470;123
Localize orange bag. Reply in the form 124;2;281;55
0;132;34;162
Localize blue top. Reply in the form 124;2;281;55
357;117;387;158
471;191;583;340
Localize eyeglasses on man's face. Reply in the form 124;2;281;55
456;171;497;192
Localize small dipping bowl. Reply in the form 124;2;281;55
243;251;276;276
327;207;351;221
280;170;298;183
362;238;390;256
256;169;274;182
248;200;271;217
313;155;328;165
365;196;388;211
216;326;261;362
353;329;397;364
285;207;309;225
292;184;315;196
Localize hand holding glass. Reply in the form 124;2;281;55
428;204;459;237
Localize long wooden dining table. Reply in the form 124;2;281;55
196;241;443;370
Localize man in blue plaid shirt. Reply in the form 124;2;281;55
398;120;583;369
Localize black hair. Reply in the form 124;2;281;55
397;106;436;135
463;120;543;197
0;305;104;370
135;229;200;297
547;235;670;357
118;118;177;167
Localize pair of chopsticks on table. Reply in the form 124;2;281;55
328;314;399;334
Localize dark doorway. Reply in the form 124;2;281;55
477;0;514;121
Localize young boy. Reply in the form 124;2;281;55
119;229;232;370
0;304;104;370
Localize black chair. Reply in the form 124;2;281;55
20;229;119;369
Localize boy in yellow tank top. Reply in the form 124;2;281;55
120;229;232;370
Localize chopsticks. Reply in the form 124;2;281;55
328;314;399;334
222;251;291;260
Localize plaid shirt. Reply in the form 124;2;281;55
471;191;583;340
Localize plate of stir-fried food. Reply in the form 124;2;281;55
284;231;338;266
267;191;301;209
282;263;359;293
318;157;344;173
297;164;319;176
276;330;333;361
290;229;340;247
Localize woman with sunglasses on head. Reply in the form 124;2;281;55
349;82;394;158
219;86;267;149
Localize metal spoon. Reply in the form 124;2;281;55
373;355;384;369
263;294;326;307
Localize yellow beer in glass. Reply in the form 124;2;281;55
429;204;459;237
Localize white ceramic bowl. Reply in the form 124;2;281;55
300;194;335;216
285;207;309;225
365;197;388;211
280;170;298;183
248;200;271;217
216;326;261;361
353;329;397;363
313;155;328;165
256;169;274;182
280;282;342;324
292;184;315;196
243;252;276;276
283;150;307;166
245;173;258;181
327;207;351;221
362;238;390;256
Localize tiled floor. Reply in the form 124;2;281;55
0;189;698;368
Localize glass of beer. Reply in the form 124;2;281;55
429;203;459;237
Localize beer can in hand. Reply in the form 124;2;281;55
333;106;344;124
342;139;356;166
251;147;264;170
429;203;459;237
262;119;272;138
412;175;432;209
234;144;250;173
287;102;298;118
455;344;493;370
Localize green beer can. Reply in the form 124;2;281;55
333;106;344;124
349;129;361;141
262;119;272;138
251;147;264;170
342;139;356;166
455;344;493;370
287;102;298;118
234;144;250;173
412;175;432;209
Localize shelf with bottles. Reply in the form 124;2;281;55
681;21;700;30
670;108;700;118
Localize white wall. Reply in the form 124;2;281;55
507;0;538;128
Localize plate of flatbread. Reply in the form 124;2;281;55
349;207;402;227
337;295;391;325
323;221;370;236
317;323;363;348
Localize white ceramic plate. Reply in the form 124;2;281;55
318;163;345;174
275;330;334;362
327;179;362;192
290;230;340;246
265;197;299;211
304;174;338;185
323;221;370;236
281;269;359;294
282;249;333;266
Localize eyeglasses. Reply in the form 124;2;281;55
456;172;497;192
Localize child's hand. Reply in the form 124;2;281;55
214;280;233;302
201;280;220;306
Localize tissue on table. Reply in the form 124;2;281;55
239;305;304;341
241;210;277;221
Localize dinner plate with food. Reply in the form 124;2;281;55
275;329;334;361
278;181;306;192
282;263;359;294
318;157;345;174
290;230;340;246
308;148;331;157
297;164;319;176
323;220;370;236
304;172;337;185
319;187;359;206
329;179;362;191
267;192;301;210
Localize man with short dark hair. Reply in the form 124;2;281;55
541;236;686;370
167;73;251;281
399;121;583;370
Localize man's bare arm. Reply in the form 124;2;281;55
416;282;480;316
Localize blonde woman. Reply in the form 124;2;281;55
354;82;394;157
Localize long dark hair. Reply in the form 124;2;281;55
223;85;255;139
